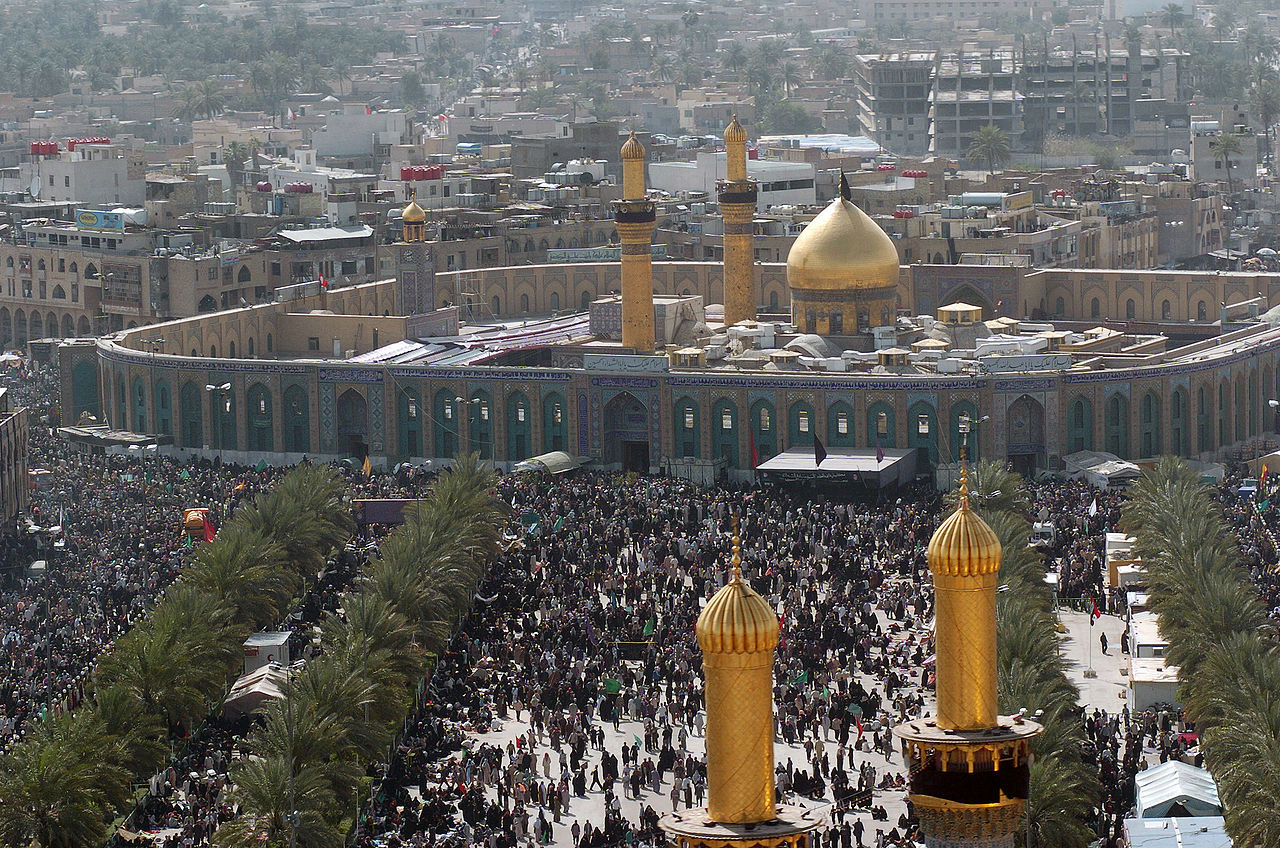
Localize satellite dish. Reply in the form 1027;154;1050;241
28;177;40;199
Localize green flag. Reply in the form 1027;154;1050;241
791;670;809;685
604;678;622;694
184;533;193;549
642;617;655;637
552;516;564;531
1262;498;1271;512
255;459;268;472
634;734;643;746
180;469;190;479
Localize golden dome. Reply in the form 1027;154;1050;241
724;114;747;145
621;131;646;161
786;194;900;292
402;196;426;223
697;539;778;654
927;475;1002;578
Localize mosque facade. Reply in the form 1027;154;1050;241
67;129;1280;477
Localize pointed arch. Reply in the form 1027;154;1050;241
506;392;532;461
826;401;855;448
674;396;701;458
282;384;310;453
712;398;739;467
246;383;273;452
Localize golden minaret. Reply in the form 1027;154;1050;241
615;131;656;352
718;115;757;326
661;524;824;848
893;456;1043;848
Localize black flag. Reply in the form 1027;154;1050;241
814;435;827;467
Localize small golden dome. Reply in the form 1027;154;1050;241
786;195;900;293
402;196;426;223
697;578;779;654
697;537;778;654
621;131;646;161
724;114;747;145
927;476;1002;577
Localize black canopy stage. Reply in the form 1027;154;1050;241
756;447;918;488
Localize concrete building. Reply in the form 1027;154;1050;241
0;388;27;537
310;105;413;160
931;50;1023;158
648;153;816;210
19;142;146;207
852;52;935;157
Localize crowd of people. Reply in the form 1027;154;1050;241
5;359;1273;848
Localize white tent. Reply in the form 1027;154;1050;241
223;663;290;718
1063;450;1142;489
1134;762;1222;818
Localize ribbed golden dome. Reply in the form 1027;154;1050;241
787;195;900;292
928;479;1002;577
621;131;646;161
724;114;747;145
402;196;426;223
697;576;779;654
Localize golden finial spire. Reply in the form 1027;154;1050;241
730;516;743;583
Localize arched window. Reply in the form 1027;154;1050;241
542;392;567;453
550;292;560;311
228;341;236;358
69;261;77;275
492;295;500;315
84;263;97;279
1125;298;1136;319
1197;300;1207;321
198;295;217;312
267;333;273;352
1161;299;1171;320
1139;391;1161;458
1091;297;1100;318
580;290;591;311
1055;296;1065;316
769;291;780;311
674;397;700;458
246;383;273;452
283;385;310;453
750;399;776;462
1068;397;1093;453
1105;393;1129;457
520;293;529;312
51;285;65;300
506;393;531;461
712;399;738;466
238;265;251;284
247;337;254;356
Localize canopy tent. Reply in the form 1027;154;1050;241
513;450;583;475
1133;762;1222;819
756;447;917;488
1063;450;1142;489
1123;817;1229;848
223;662;290;718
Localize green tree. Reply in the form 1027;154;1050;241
214;756;341;848
0;712;131;848
1162;3;1186;35
1209;131;1244;197
967;124;1011;174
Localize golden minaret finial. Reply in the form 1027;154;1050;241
729;517;743;583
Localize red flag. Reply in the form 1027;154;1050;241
1090;598;1101;624
202;515;216;543
319;275;328;289
856;716;863;739
749;430;758;468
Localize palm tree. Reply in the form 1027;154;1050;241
91;685;169;775
215;756;341;848
1209;131;1243;197
780;61;803;98
94;583;239;728
1211;7;1237;44
722;42;748;79
1253;79;1280;165
0;712;131;848
651;53;675;83
183;523;294;629
967;124;1011;175
1162;3;1186;36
